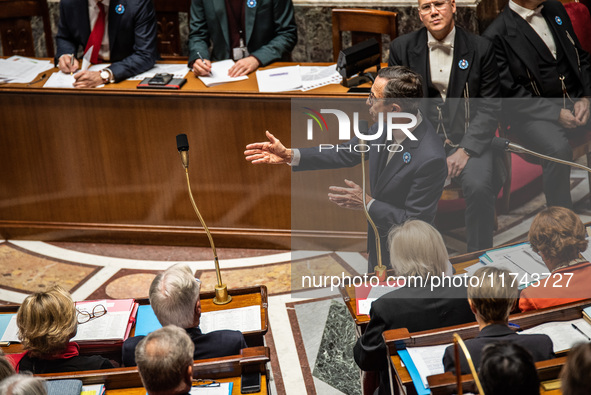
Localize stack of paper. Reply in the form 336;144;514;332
198;59;248;87
81;384;105;395
521;318;591;353
256;64;342;93
0;56;53;84
1;299;138;344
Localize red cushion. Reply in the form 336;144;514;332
437;153;543;213
564;2;591;54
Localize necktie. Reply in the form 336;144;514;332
84;1;106;64
428;40;453;53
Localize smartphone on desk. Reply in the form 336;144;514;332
148;73;173;85
240;372;261;394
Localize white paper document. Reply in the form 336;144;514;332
520;318;591;353
44;64;106;88
200;305;261;334
0;56;53;83
128;63;190;81
299;64;342;91
198;59;248;87
406;344;449;388
190;382;231;394
256;65;302;92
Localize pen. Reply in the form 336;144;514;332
572;323;591;341
0;341;10;347
70;53;75;75
270;72;288;77
27;73;47;86
196;52;212;77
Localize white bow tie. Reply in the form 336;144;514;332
428;40;453;52
525;5;544;21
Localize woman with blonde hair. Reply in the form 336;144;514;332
6;286;113;373
354;220;473;395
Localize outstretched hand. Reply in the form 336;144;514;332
244;131;292;164
328;179;371;210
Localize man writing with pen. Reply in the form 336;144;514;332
189;0;297;77
55;0;158;88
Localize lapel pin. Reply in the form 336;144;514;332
458;59;469;70
555;16;562;25
247;0;256;7
115;4;125;14
403;152;411;164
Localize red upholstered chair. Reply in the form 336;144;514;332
563;1;591;54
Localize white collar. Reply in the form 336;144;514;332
426;26;456;47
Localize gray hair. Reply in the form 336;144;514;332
0;355;15;381
149;264;200;328
377;66;423;113
135;325;195;393
388;220;449;278
0;374;47;395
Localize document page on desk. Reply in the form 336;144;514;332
190;382;231;394
44;64;107;88
256;65;302;92
128;63;190;80
520;318;591;353
200;305;261;334
406;344;449;389
198;59;248;87
0;56;53;83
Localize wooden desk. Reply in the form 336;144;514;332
37;346;270;395
383;300;591;395
0;285;268;358
0;62;371;251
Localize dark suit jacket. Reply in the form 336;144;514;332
188;0;297;66
483;0;591;123
121;326;247;366
443;324;555;374
18;354;113;374
354;284;474;395
388;26;500;156
55;0;158;82
295;119;447;270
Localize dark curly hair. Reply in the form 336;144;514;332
528;207;587;269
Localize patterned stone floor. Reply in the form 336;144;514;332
1;169;590;394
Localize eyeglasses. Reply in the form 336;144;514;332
368;91;377;105
419;0;450;14
194;379;220;387
76;304;107;324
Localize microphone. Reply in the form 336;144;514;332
358;121;386;280
175;134;232;305
491;136;591;173
176;134;189;169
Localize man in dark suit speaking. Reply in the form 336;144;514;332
244;66;447;272
55;0;158;88
388;0;501;252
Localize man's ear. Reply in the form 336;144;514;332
185;364;193;384
468;299;478;315
390;102;402;113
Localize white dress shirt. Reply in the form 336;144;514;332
428;27;455;100
509;0;557;59
88;0;111;60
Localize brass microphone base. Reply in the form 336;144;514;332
213;284;232;305
374;265;387;282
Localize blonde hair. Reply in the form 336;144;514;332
529;207;588;266
16;286;77;356
388;220;449;278
468;266;518;323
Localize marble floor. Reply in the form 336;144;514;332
1;168;591;395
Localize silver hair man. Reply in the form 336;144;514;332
0;374;47;395
149;263;201;328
